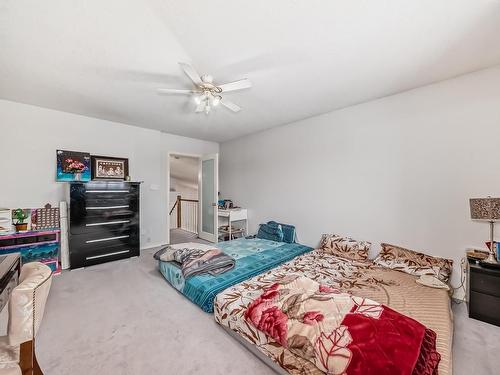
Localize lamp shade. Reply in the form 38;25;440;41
470;197;500;221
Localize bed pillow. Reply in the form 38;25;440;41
319;234;371;261
268;221;296;243
373;243;453;282
257;222;284;242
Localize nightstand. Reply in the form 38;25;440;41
467;258;500;327
218;209;248;242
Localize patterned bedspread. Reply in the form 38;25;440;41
159;238;312;312
214;249;453;375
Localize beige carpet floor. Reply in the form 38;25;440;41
169;228;210;245
36;248;500;375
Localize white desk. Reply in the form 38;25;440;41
218;209;248;241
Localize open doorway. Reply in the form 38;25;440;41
168;152;219;245
168;154;203;244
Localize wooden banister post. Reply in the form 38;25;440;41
177;195;181;228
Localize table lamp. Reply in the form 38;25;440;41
470;197;500;264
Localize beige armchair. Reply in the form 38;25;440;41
0;262;52;375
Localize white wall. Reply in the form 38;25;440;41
220;66;500;295
0;100;218;248
170;177;198;200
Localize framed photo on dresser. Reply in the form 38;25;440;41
56;150;91;182
91;155;129;180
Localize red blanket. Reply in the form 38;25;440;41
244;276;440;375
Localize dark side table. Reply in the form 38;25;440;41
0;253;21;312
467;258;500;327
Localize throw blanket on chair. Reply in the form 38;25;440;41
244;275;440;375
154;245;235;278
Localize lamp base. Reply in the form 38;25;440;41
483;251;498;264
486;220;498;264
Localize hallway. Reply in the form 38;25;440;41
169;228;210;245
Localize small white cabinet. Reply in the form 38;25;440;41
218;208;248;241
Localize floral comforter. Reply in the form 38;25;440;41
214;249;453;375
243;275;440;375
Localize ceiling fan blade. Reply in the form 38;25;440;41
157;88;195;95
220;99;241;112
218;79;252;93
179;62;203;86
195;100;206;113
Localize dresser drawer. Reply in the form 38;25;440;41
70;208;137;230
70;215;138;235
469;291;500;326
0;233;58;248
34;234;58;244
86;197;132;207
70;228;138;251
71;183;139;201
73;208;136;222
69;242;139;269
470;268;500;297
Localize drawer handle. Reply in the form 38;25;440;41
86;220;130;227
87;205;129;210
85;235;129;244
86;250;130;260
86;190;129;193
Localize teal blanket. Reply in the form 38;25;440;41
159;238;312;313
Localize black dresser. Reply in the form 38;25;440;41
467;258;500;327
69;181;140;269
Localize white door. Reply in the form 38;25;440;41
198;154;218;242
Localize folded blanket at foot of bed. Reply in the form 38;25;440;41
244;275;440;375
154;245;235;278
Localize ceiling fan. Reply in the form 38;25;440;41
157;62;252;115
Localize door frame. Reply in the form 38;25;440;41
166;151;202;245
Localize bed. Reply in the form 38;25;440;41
214;249;453;375
158;237;313;312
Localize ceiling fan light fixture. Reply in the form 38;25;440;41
212;95;222;106
157;62;252;114
194;91;209;105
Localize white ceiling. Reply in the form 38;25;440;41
1;1;500;142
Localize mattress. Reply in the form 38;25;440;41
214;249;453;375
159;238;313;313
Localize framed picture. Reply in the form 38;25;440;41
91;155;129;180
56;150;91;182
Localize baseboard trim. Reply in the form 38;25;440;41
140;243;165;251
